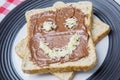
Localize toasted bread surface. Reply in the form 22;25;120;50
21;1;97;74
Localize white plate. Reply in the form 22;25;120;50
12;17;109;80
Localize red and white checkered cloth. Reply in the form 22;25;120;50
0;0;25;22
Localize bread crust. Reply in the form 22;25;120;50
92;18;110;44
20;1;97;74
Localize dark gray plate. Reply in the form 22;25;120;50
0;0;120;80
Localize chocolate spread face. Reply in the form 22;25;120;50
29;6;88;66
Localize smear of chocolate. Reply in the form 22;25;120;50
29;6;88;66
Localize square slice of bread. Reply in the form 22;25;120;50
22;1;96;74
15;17;110;80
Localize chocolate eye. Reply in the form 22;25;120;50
42;21;57;31
65;17;78;29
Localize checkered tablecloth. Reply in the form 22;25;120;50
0;0;24;22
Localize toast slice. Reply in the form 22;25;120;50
22;1;97;74
15;17;110;80
22;1;96;74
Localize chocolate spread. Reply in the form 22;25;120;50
29;6;88;66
